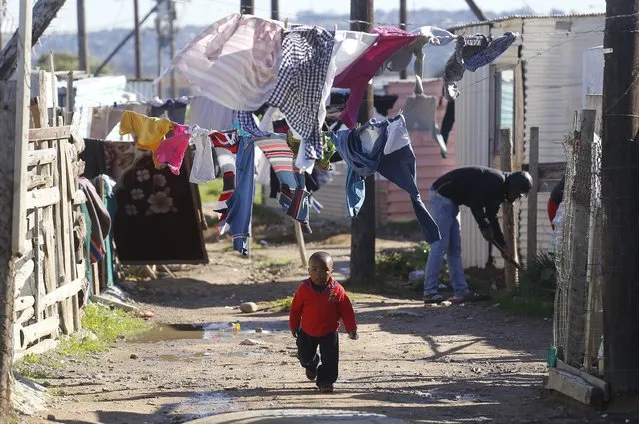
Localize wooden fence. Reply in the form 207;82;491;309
12;71;89;361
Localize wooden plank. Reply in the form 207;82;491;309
28;126;71;142
72;189;87;205
14;296;35;313
514;60;525;169
33;207;43;324
26;187;59;209
64;142;82;331
556;359;608;400
500;128;518;288
38;71;49;128
294;222;308;268
13;259;34;298
92;262;100;297
30;98;41;129
522;162;566;181
565;110;596;368
27;173;52;190
15;307;34;325
56;137;74;335
41;277;84;308
526;127;540;265
26;147;57;166
19;315;59;348
13;339;59;363
544;368;603;406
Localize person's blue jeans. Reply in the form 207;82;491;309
424;189;468;297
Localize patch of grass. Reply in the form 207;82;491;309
496;251;556;317
14;303;151;380
199;180;264;205
199;179;223;204
375;242;448;290
264;296;294;312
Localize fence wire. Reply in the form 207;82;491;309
553;117;603;374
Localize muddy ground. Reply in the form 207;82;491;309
20;218;638;424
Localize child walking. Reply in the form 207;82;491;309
289;251;358;393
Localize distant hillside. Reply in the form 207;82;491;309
32;7;564;79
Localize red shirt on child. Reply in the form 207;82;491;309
289;278;357;338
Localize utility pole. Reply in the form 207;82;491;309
241;0;254;14
77;0;89;73
168;0;176;98
399;0;407;79
601;0;639;396
134;0;142;79
271;0;279;20
349;0;375;286
463;0;487;21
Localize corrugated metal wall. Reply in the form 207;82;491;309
382;79;457;221
312;161;348;221
521;16;604;164
518;16;604;261
451;24;492;268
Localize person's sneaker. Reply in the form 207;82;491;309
448;292;491;304
305;367;317;381
318;385;334;393
423;293;446;304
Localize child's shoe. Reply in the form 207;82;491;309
318;385;334;393
305;367;317;381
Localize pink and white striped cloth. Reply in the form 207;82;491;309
158;13;284;111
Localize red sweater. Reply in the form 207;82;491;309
289;278;357;337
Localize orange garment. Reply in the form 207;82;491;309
119;110;172;167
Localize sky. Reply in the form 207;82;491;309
2;0;606;34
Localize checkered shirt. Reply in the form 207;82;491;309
267;25;335;162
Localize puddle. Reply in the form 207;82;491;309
129;322;285;344
171;391;239;420
157;353;208;362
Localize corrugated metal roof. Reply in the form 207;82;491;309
447;13;605;32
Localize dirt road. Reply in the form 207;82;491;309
24;237;633;424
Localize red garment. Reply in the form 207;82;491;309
289;278;357;337
333;27;417;128
548;198;559;230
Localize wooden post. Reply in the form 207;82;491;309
399;0;407;80
601;0;639;393
76;0;89;73
526;127;539;265
271;0;279;20
133;0;142;79
349;0;376;286
294;222;308;268
500;128;518;288
240;0;254;14
0;80;17;420
11;0;32;256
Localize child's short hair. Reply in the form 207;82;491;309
309;251;333;265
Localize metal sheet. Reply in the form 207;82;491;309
452;24;492;268
521;16;605;164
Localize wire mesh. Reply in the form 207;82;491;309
553;112;603;375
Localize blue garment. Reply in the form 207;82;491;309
423;190;468;297
224;137;255;255
463;32;517;72
236;111;270;137
277;172;312;233
330;115;441;243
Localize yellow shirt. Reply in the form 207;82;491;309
119;110;173;167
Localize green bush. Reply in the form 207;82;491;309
375;242;449;290
496;251;556;316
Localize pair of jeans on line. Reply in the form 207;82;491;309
330;114;441;243
423;189;469;297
